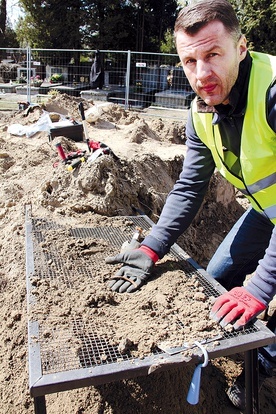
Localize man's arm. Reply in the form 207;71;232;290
246;226;276;305
106;110;215;292
210;227;276;330
247;80;276;304
211;82;276;329
267;79;276;131
142;110;215;258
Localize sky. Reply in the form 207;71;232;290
6;0;24;28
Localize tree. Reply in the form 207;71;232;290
132;0;179;52
81;0;138;50
0;0;6;45
0;0;19;47
16;0;83;49
160;29;177;54
230;0;276;54
15;0;178;52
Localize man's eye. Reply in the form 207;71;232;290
185;58;196;65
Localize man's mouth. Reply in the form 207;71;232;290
201;84;217;93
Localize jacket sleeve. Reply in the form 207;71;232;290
246;226;276;306
245;81;276;306
142;109;215;258
267;78;276;131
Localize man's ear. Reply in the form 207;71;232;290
238;35;247;60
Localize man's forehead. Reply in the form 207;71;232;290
176;22;231;54
176;20;228;42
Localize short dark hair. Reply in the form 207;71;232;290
174;0;241;41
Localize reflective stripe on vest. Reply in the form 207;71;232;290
191;51;276;224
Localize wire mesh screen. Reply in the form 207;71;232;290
39;317;132;374
27;215;259;377
69;215;153;247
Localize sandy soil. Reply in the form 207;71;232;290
0;94;275;414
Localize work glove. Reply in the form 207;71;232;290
105;245;159;293
210;287;266;330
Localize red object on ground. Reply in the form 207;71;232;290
55;143;67;161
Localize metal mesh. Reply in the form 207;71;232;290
69;216;152;248
31;219;96;287
39;317;132;374
38;314;257;375
73;318;131;368
28;215;259;377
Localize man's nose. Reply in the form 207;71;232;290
196;60;211;81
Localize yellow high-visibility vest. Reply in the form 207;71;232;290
191;51;276;224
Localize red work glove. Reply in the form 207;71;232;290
210;287;266;330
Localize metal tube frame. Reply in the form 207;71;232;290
245;348;259;414
25;206;275;414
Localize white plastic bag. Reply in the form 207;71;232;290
7;110;71;138
7;124;28;136
85;106;103;123
25;111;52;138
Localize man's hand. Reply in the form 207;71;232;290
105;246;158;293
210;287;266;330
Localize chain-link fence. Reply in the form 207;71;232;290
0;47;195;112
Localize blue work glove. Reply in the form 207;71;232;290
105;246;159;293
210;287;266;330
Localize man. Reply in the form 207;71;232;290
106;0;276;409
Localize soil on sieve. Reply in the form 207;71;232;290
0;94;275;414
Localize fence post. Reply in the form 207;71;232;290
26;45;32;104
125;50;131;110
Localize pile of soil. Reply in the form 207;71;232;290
0;94;275;414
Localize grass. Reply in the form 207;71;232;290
0;100;18;110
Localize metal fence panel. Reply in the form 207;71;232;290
0;48;195;112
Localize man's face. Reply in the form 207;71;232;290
176;20;247;106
